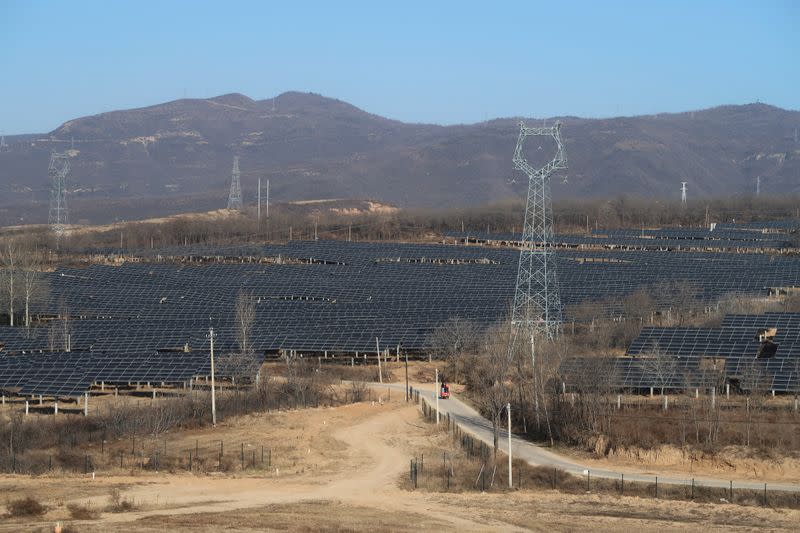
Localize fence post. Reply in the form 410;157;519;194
553;467;557;490
241;443;244;470
655;476;658;498
586;470;590;492
729;480;733;502
621;473;624;495
764;483;767;507
691;478;694;500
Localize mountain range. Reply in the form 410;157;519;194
1;92;798;225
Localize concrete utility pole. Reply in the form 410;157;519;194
257;178;261;223
507;402;512;488
209;327;217;427
375;337;382;384
266;179;269;219
435;368;440;424
404;349;409;402
681;181;688;206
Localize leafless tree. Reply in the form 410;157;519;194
428;317;480;383
234;289;256;356
0;239;20;326
641;342;677;395
739;360;770;447
19;246;49;328
48;300;71;351
464;321;517;458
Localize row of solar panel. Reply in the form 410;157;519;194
0;351;264;398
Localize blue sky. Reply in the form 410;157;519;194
0;0;797;134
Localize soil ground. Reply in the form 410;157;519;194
2;389;799;532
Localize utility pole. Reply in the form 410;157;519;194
507;402;512;488
404;348;409;402
257;177;261;224
209;327;217;427
266;179;270;219
705;205;710;228
435;368;440;424
755;176;761;196
375;337;382;384
681;181;688;207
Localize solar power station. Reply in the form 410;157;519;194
0;217;798;408
561;312;800;394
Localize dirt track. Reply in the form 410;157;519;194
2;395;798;532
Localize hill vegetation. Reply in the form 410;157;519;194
0;92;798;225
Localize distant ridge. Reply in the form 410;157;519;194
0;92;798;224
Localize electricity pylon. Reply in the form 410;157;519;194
510;121;566;339
227;156;243;210
48;152;70;234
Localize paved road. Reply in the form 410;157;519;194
384;382;800;493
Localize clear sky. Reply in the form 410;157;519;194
1;0;798;134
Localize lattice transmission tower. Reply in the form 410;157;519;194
227;155;243;210
510;121;567;339
48;152;70;233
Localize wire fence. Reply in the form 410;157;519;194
3;434;283;476
409;388;800;509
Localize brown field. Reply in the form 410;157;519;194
2;388;799;532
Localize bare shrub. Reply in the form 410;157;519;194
67;502;100;520
347;380;369;403
5;496;46;517
105;488;136;513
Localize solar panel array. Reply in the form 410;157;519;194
4;241;799;358
2;236;799;398
561;312;800;393
446;223;797;251
0;350;262;398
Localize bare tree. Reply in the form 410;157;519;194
19;246;49;328
428;317;480;383
0;239;20;326
641;342;677;395
234;289;256;356
465;321;517;458
48;300;71;351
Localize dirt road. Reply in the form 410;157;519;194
409;383;800;492
2;395;798;532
